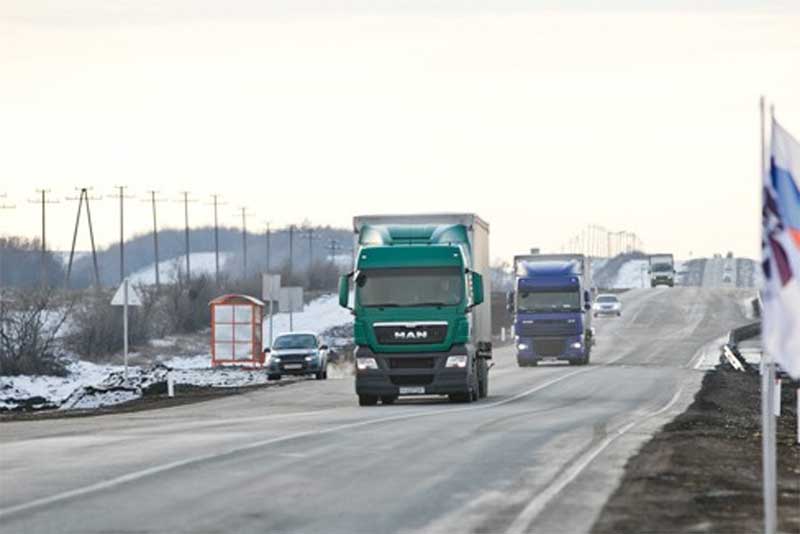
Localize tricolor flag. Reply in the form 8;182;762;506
762;119;800;379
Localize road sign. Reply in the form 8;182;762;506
279;287;304;313
262;273;281;301
111;279;142;306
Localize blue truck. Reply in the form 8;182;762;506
507;254;594;366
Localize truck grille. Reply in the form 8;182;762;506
518;320;577;337
535;338;566;357
388;357;436;369
374;324;447;345
390;375;434;386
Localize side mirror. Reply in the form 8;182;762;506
338;273;353;310
264;347;271;354
319;344;329;351
471;272;484;308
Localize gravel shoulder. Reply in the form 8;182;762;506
592;368;800;534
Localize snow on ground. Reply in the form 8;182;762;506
129;252;229;285
264;294;353;343
612;259;651;288
1;294;355;412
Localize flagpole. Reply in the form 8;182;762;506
760;96;777;534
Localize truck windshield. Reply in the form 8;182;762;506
357;267;463;308
517;291;581;312
652;263;673;272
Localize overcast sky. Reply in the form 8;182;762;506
1;1;799;261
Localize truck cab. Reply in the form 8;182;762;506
509;255;593;366
649;254;676;287
339;214;491;406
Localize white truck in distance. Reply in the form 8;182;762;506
649;254;676;287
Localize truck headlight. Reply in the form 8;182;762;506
445;355;468;368
356;357;378;370
571;342;582;349
270;356;281;364
304;355;317;362
517;343;529;351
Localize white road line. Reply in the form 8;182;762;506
504;387;684;534
0;368;593;519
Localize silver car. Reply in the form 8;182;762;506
593;294;622;317
265;332;330;381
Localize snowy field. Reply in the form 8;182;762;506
1;294;354;412
129;252;229;285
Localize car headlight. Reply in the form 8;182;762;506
517;343;529;351
304;355;317;362
356;357;378;370
270;356;281;364
445;355;468;368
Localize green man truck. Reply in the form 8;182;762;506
338;214;492;406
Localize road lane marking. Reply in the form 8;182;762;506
504;387;684;534
0;368;593;519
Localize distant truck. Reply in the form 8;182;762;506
339;214;492;406
648;254;676;287
508;254;594;366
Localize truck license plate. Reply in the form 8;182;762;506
284;364;302;370
399;386;425;395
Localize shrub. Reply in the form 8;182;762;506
0;290;68;376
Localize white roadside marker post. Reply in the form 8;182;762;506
167;370;174;398
773;377;781;417
111;278;142;384
123;278;129;381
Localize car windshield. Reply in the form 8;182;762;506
273;334;317;350
517;290;581;312
357;267;463;308
597;296;618;303
652;263;673;272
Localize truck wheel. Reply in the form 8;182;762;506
381;395;397;405
268;374;282;381
358;394;378;406
478;359;488;399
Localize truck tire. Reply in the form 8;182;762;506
358;394;378;406
268;374;282;381
381;395;397;405
478;358;489;399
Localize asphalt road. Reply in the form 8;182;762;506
0;288;754;534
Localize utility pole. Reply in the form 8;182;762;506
327;239;338;265
288;225;295;285
142;191;165;290
240;207;250;279
265;222;271;273
307;227;314;286
29;190;58;287
208;194;225;286
110;186;133;284
0;196;16;336
177;192;197;281
65;188;101;288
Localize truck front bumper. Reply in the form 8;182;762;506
516;335;586;364
354;345;473;397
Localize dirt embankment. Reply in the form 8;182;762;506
593;369;799;534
